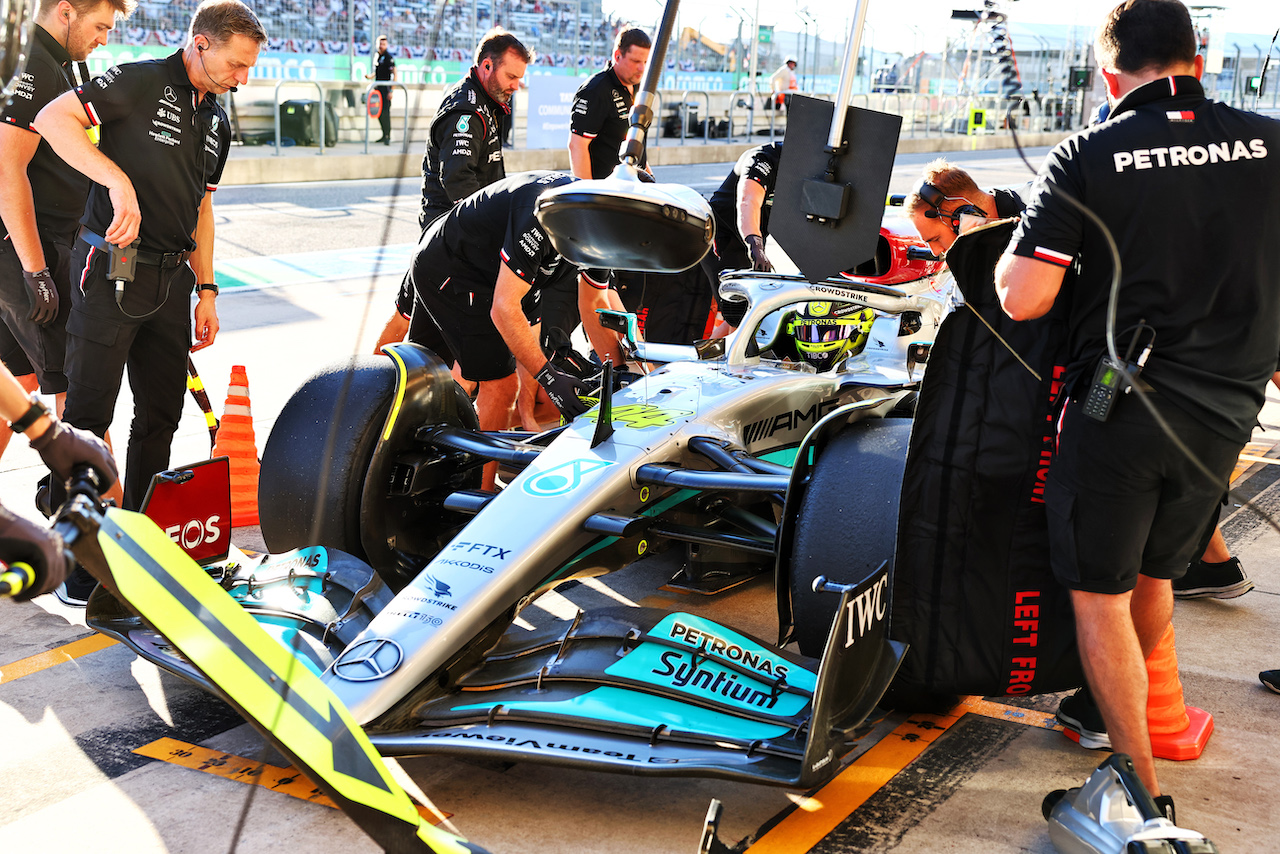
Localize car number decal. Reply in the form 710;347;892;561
581;404;693;429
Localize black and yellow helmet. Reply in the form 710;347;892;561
789;301;876;372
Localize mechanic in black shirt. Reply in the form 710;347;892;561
568;26;651;181
372;30;531;364
409;172;625;483
995;0;1280;806
0;0;135;420
904;157;1027;255
365;35;395;145
700;142;780;334
34;0;265;520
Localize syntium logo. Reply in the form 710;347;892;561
652;652;779;709
743;398;841;444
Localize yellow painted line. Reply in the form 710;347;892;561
134;737;451;824
746;696;1062;853
0;633;118;684
1232;441;1277;484
746;710;961;853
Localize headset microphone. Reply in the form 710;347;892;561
196;41;237;92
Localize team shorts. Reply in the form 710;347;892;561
416;277;517;383
1045;393;1244;594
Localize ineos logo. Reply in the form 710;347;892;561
165;515;222;549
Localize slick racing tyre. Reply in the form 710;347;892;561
788;417;912;657
260;350;477;584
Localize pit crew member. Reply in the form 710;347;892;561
995;0;1280;808
700;142;780;334
34;0;264;527
374;29;530;361
0;0;135;421
408;172;624;453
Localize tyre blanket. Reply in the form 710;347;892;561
892;219;1083;696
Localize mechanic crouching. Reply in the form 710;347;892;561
408;171;627;486
995;0;1280;817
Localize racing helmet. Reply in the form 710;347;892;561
789;301;876;372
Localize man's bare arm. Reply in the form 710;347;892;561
567;133;593;180
0;126;48;271
33;89;139;246
490;262;548;375
994;253;1066;321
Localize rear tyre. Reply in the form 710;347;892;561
788;418;912;657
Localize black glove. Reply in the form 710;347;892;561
744;234;773;273
22;268;59;326
535;362;590;421
0;506;72;600
29;418;118;492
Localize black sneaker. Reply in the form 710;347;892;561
1173;556;1254;599
1056;688;1111;750
1261;671;1280;694
54;566;97;607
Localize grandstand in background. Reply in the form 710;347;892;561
119;0;652;71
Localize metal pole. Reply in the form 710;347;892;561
748;0;759;93
617;0;681;167
348;0;355;82
828;0;869;151
471;0;477;49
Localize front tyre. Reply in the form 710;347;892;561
788;418;912;657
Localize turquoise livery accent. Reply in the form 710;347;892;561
644;613;817;692
454;686;792;741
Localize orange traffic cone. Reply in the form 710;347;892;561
1146;624;1213;761
211;365;260;527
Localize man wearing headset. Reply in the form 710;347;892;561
904;158;1027;256
995;0;1280;815
33;0;263;537
0;0;135;442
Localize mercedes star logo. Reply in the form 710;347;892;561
331;638;404;682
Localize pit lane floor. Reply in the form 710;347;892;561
2;151;1278;852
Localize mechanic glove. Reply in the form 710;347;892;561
29;418;119;492
535;362;590;421
22;268;59;326
744;235;773;273
0;506;73;600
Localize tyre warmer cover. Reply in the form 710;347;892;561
892;218;1084;697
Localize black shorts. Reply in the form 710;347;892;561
0;236;72;393
417;279;516;383
1045;394;1244;594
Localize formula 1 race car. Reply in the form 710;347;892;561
85;217;950;794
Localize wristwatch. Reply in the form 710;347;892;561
8;393;50;433
197;282;219;296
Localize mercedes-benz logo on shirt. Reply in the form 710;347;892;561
164;85;177;103
331;638;404;682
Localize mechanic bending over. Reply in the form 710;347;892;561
373;28;530;363
33;0;264;607
995;0;1280;813
904;158;1027;256
699;142;781;337
0;0;136;436
0;360;117;602
408;172;626;483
